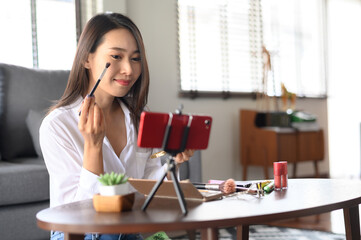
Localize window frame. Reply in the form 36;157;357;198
177;0;328;99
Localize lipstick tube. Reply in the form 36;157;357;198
279;161;288;189
273;161;288;190
273;162;282;190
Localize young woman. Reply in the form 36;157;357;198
40;13;193;240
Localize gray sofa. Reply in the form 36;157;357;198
0;63;202;240
0;63;69;240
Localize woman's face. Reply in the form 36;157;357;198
85;28;142;98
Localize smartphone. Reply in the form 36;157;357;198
137;111;212;151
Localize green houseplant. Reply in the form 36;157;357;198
98;172;130;196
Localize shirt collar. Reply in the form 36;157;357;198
71;96;131;123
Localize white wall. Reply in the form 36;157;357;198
327;0;361;179
126;0;329;181
103;0;127;14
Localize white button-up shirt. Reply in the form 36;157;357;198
40;97;167;207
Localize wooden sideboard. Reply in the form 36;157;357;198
240;110;324;180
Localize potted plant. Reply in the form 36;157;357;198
98;172;130;196
94;172;134;212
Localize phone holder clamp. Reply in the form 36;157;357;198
141;112;193;215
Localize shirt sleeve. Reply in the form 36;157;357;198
143;158;168;180
39;117;100;207
143;149;179;180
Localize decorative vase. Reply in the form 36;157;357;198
99;182;130;196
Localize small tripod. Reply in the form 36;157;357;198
141;108;193;215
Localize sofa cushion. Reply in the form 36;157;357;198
0;63;69;160
0;200;50;240
0;158;49;206
26;109;45;157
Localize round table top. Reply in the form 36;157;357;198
36;178;361;234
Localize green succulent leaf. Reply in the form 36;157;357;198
98;178;107;186
121;176;129;184
98;172;128;186
107;177;112;185
115;174;122;184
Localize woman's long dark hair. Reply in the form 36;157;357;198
50;13;149;129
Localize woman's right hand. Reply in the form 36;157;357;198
78;96;106;175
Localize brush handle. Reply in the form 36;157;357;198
89;79;100;97
235;186;249;192
79;63;110;116
208;180;252;188
194;182;252;188
235;187;258;194
89;63;110;97
193;183;220;191
194;183;258;195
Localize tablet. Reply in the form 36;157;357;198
128;179;223;202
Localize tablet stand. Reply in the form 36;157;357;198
141;111;193;215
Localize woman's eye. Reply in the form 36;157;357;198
131;57;141;62
111;55;121;60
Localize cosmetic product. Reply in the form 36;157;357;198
273;162;282;190
150;151;166;159
256;182;264;197
279;161;288;189
273;161;288;190
222;179;257;194
208;179;252;188
79;62;110;116
260;180;272;189
89;62;111;97
263;181;274;193
193;179;257;195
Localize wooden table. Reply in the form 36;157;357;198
37;179;361;240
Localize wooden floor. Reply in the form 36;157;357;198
267;209;346;234
163;210;347;239
268;213;333;232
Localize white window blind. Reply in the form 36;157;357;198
36;0;77;70
178;0;263;97
0;0;77;70
0;2;33;68
178;0;326;98
262;0;326;97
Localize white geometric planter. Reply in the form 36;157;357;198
99;182;130;196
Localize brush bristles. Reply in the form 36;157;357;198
105;62;111;68
222;178;236;194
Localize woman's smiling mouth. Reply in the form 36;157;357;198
114;79;131;86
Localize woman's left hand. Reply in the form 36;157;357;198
174;149;194;164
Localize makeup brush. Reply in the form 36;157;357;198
193;179;251;192
208;179;252;188
220;178;258;195
79;62;111;116
89;62;111;97
220;178;236;194
193;179;257;195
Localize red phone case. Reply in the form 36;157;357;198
137;111;212;151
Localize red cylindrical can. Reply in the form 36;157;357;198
279;161;288;189
273;162;282;190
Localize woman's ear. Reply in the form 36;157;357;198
83;59;90;69
83;54;93;69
